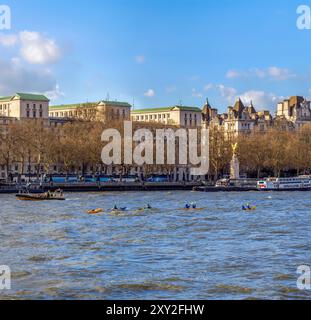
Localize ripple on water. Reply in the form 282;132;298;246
109;282;187;293
209;285;255;294
1;191;311;299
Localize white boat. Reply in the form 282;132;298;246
257;176;311;191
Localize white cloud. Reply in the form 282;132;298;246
203;83;213;91
135;55;145;64
189;75;200;81
192;88;203;98
144;89;155;97
239;90;284;109
226;70;242;79
0;34;18;47
45;84;65;101
226;66;296;81
0;31;62;64
217;84;238;103
19;31;61;64
0;58;58;95
166;86;177;93
267;67;295;80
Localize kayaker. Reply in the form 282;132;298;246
185;203;191;209
191;202;197;209
146;204;152;209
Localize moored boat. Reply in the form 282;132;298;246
257;176;311;191
16;190;65;201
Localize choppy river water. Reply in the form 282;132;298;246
1;191;311;300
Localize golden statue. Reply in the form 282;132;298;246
232;142;238;155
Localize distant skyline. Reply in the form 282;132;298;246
0;0;311;112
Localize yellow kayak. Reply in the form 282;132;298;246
243;206;257;211
179;207;206;211
87;208;104;214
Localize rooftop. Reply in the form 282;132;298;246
50;100;132;110
0;93;49;102
132;105;202;114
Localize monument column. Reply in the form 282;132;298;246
230;143;240;180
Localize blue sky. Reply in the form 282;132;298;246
0;0;311;112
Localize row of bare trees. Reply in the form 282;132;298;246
1;119;311;181
207;124;311;179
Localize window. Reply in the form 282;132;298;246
39;111;43;117
33;111;36;118
27;111;30;118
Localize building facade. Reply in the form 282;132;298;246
276;96;311;128
49;100;132;122
1;91;311;182
0;93;50;119
131;106;202;127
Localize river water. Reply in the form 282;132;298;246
0;191;311;300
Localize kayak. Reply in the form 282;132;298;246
242;206;257;211
179;207;206;211
135;207;156;212
110;207;128;214
87;208;104;214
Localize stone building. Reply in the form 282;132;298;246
202;97;274;137
276;96;311;128
131;105;202;127
49;100;132;122
0;93;50;119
